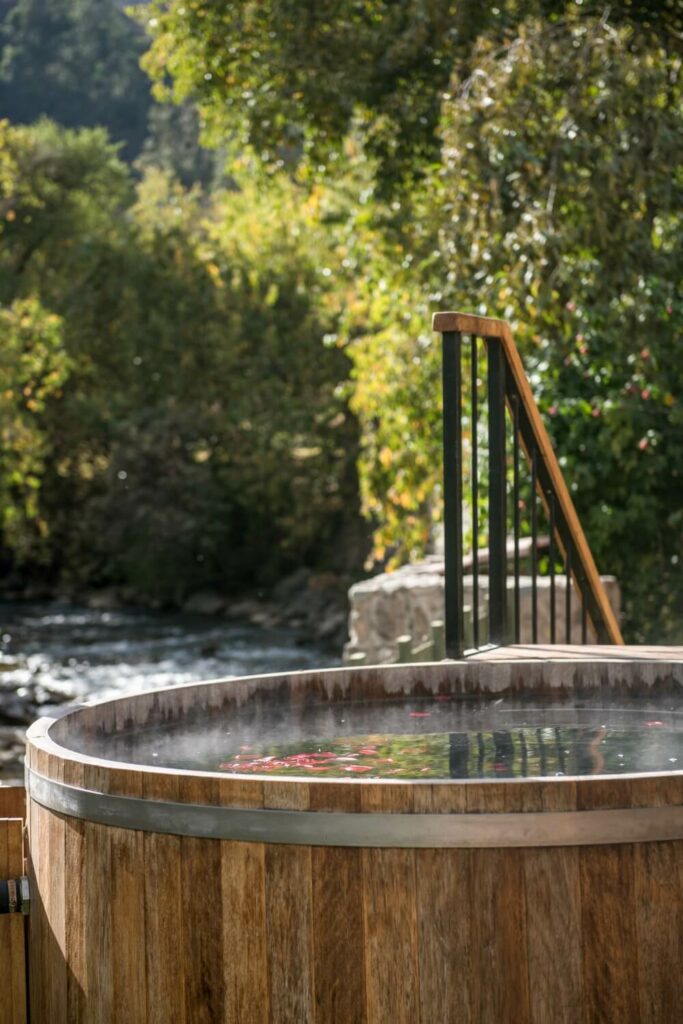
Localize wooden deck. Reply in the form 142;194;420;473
470;644;683;662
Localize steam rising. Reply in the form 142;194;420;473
77;692;683;780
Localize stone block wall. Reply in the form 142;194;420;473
344;557;621;663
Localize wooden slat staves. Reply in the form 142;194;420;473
361;785;419;1024
525;782;583;1024
143;773;186;1024
109;770;146;1024
309;783;365;1023
414;785;470;1024
0;787;25;821
179;777;224;1024
219;777;269;1024
264;782;315;1024
432;310;624;645
0;818;27;1024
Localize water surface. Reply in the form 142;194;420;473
96;693;683;779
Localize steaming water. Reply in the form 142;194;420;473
97;693;683;780
0;601;334;706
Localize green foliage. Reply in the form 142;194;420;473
0;297;70;558
0;0;152;159
2;2;682;646
0;118;133;303
139;0;683;191
0;121;364;601
345;14;683;639
136;101;226;188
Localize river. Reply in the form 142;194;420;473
0;600;340;779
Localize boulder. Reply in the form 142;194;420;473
183;590;227;616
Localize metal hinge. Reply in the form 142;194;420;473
0;876;30;915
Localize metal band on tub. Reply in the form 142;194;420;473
27;768;683;848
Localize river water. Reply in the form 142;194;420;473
0;601;338;778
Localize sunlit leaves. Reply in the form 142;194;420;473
344;13;682;638
0;297;69;557
0;120;364;598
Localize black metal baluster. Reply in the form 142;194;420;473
442;331;465;658
549;494;556;644
471;335;479;648
448;733;470;779
512;394;521;643
519;730;528;777
581;579;588;644
565;546;572;643
536;727;547;776
555;727;566;774
487;340;507;645
476;731;486;777
531;448;538;644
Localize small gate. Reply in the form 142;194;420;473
0;787;28;1024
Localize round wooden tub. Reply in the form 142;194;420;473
26;654;683;1023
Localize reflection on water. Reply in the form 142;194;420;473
95;694;683;779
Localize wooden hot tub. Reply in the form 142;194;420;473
26;651;683;1023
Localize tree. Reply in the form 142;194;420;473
345;13;683;639
0;297;70;560
0;120;366;600
136;101;226;188
0;118;133;304
0;0;152;159
139;0;683;191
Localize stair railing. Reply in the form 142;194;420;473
433;311;624;658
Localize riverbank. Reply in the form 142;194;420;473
0;582;347;781
2;566;351;648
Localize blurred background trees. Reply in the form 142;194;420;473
0;0;681;639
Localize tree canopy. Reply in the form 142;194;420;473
344;13;683;638
0;120;364;600
0;1;681;642
140;0;683;189
0;0;152;158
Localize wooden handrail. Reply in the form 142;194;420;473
433;311;623;649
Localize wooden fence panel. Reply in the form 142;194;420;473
0;816;27;1024
0;787;26;821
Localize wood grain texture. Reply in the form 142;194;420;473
222;840;269;1024
26;791;683;1024
109;770;146;1024
265;843;314;1024
84;818;113;1022
28;797;48;1023
143;773;186;1024
361;780;419;1023
310;783;365;1024
472;847;532;1022
525;848;583;1024
580;844;640;1024
432;311;509;338
264;782;314;1024
45;778;67;1023
179;776;225;1024
362;846;419;1024
0;787;25;820
24;653;683;1023
634;840;683;1021
0;818;27;1024
416;848;471;1024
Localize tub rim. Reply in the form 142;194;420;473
25;652;683;848
24;764;683;848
